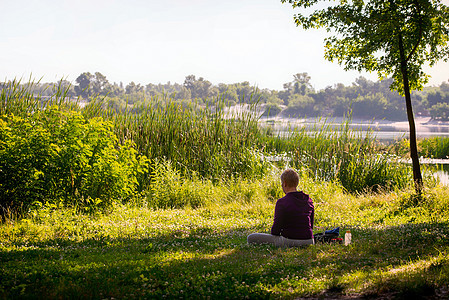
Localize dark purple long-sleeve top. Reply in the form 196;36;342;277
271;191;314;240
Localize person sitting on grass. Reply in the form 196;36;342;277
247;168;314;247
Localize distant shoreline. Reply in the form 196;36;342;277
259;116;449;132
258;116;449;141
226;104;449;130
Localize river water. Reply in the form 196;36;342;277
434;166;449;185
417;161;449;186
260;117;449;185
261;116;449;141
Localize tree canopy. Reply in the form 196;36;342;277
282;0;449;93
281;0;449;195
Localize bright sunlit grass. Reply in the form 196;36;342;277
1;182;448;299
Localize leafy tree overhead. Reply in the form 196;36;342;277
281;0;449;195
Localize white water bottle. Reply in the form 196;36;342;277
344;230;352;246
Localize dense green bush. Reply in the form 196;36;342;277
0;107;148;215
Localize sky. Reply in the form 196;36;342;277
1;0;448;91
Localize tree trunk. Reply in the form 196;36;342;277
398;33;423;195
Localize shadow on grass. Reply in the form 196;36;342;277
1;222;449;299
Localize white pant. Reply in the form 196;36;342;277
247;233;314;247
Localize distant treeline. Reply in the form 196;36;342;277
1;72;449;120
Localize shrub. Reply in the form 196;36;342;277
0;107;148;215
337;153;411;193
147;159;214;208
0;114;56;214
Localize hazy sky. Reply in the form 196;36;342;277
1;0;448;90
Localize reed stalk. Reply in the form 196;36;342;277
1;80;414;193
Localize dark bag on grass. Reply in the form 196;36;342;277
314;227;342;244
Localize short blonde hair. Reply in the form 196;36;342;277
280;168;299;188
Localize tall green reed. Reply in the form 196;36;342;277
1;80;269;185
260;118;412;193
418;137;449;159
0;78;80;117
82;94;269;184
1;80;415;196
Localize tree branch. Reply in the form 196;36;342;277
406;0;424;62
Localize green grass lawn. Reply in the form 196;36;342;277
1;184;449;299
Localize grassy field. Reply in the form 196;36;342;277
2;81;449;299
1;177;449;299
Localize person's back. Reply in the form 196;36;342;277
247;169;314;247
271;191;314;240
